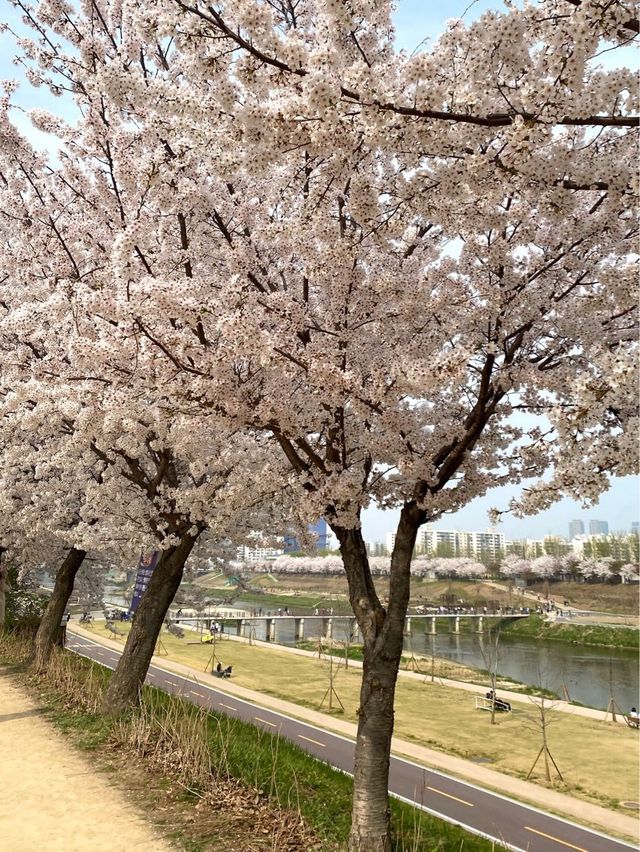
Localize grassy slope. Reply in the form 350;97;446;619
500;615;639;650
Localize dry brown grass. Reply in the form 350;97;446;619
529;581;639;616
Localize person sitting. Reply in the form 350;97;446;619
223;665;232;678
486;689;511;711
216;662;223;674
630;707;639;719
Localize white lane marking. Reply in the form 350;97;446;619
255;717;277;728
219;702;237;712
525;827;588;851
298;734;325;748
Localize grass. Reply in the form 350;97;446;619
182;582;354;615
86;621;640;810
500;615;639;651
0;631;494;851
528;581;639;616
193;573;640;622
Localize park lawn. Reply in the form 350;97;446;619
86;622;639;809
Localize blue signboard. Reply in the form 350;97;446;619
130;551;160;612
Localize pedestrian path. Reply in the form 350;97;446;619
70;624;640;844
0;670;173;852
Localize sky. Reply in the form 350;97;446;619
370;1;640;542
1;0;638;542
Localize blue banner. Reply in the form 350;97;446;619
130;551;160;612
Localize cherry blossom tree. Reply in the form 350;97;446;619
499;554;531;579
619;563;640;584
529;555;561;579
3;0;638;848
578;556;614;582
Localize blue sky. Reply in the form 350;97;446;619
1;1;638;541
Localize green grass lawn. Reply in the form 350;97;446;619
87;621;640;810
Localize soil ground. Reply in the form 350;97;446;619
527;580;639;616
0;669;174;852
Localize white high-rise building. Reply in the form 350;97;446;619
387;527;505;560
236;544;283;563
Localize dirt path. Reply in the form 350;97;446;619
0;670;174;852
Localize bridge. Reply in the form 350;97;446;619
171;611;530;643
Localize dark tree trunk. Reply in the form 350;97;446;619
101;533;198;715
0;547;8;633
332;505;424;852
34;548;86;672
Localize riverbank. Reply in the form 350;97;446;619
501;614;639;650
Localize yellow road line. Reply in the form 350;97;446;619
298;734;325;748
525;826;588;851
426;786;474;807
255;717;277;728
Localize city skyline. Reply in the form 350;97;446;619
361;474;639;544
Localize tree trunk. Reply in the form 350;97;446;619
0;548;8;634
34;548;86;672
101;533;198;715
332;505;424;852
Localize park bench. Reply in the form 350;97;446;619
624;715;639;729
475;695;511;713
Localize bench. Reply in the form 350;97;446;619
475;696;511;713
624;715;639;729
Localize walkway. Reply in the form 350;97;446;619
0;669;173;852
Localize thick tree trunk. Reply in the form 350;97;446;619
34;548;86;672
101;533;198;715
332;505;424;852
0;548;8;634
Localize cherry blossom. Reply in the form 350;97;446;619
1;1;637;846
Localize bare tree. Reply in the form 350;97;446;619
478;623;502;725
526;695;564;783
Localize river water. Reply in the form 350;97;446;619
102;588;638;712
